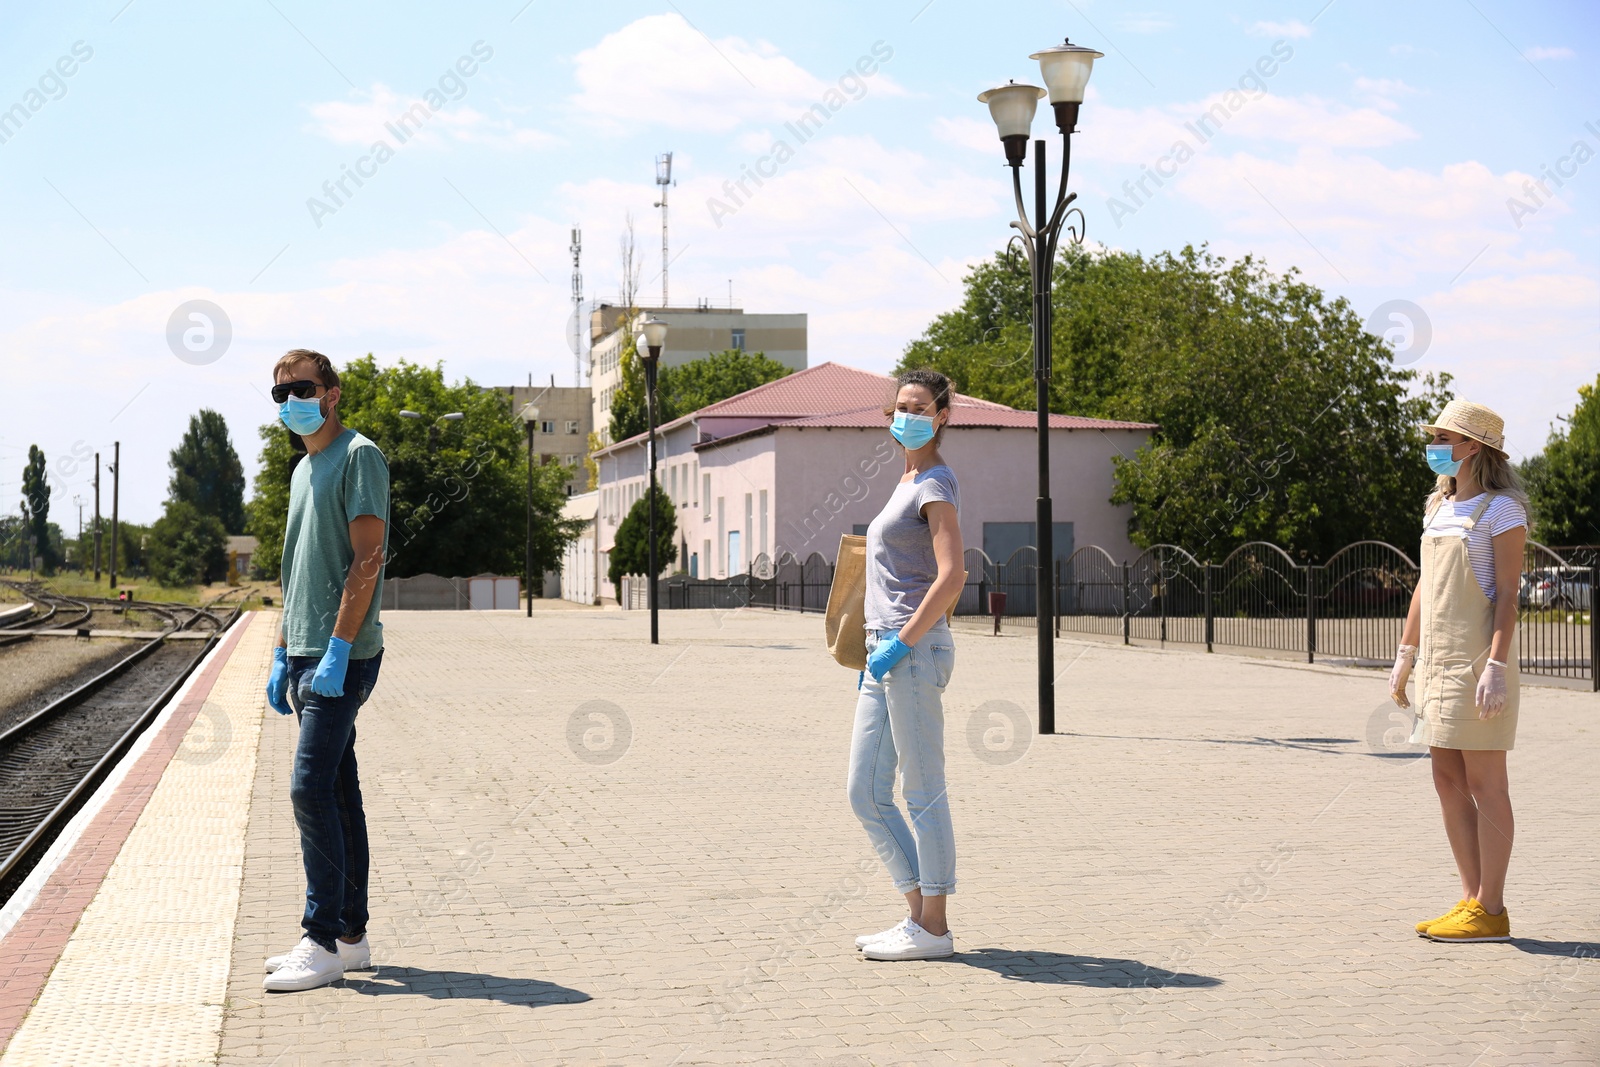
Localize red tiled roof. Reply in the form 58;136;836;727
695;361;901;417
783;400;1156;431
596;361;1155;454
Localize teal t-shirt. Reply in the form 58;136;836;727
280;428;389;659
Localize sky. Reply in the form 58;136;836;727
1;0;1596;527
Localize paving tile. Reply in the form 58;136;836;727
6;607;1598;1063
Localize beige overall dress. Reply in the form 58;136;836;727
1417;493;1519;751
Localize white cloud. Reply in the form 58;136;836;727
1410;270;1599;460
1078;92;1415;168
569;14;904;134
930;115;997;154
307;83;556;149
1525;46;1575;60
1352;76;1418;112
1248;20;1311;39
1165;147;1580;293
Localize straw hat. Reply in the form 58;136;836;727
1421;399;1507;456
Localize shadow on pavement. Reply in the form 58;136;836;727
345;967;592;1006
954;949;1223;988
1508;939;1600;958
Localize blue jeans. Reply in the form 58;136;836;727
286;650;383;952
847;623;956;896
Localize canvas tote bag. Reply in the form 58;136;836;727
825;533;965;671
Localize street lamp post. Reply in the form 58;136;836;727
978;38;1102;737
638;317;668;645
399;409;465;451
519;404;540;616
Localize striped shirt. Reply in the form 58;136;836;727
1423;493;1528;602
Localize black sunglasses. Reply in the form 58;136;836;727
271;379;326;403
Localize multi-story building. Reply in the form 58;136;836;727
588;303;807;448
499;380;592;498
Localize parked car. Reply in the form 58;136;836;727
1526;567;1593;611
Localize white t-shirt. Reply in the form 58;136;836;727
1422;493;1528;602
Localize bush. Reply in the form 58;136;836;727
145;501;227;587
608;484;678;588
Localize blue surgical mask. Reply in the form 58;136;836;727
279;395;327;436
890;411;938;450
1425;443;1462;477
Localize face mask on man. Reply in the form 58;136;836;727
1425;443;1464;477
890;411;938;450
279;395;327;436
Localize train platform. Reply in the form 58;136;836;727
0;607;1596;1065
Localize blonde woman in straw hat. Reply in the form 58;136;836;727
1389;399;1529;942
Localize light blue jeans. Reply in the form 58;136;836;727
847;623;957;896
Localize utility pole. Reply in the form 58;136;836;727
570;225;583;387
653;152;673;307
73;495;84;570
109;441;120;591
93;452;102;581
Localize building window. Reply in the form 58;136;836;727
759;489;767;563
731;328;745;352
541;420;555;434
703;474;711;519
566;420;578;434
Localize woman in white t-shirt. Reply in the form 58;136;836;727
1388;400;1529;943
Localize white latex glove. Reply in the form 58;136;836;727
1389;645;1417;709
1476;659;1508;718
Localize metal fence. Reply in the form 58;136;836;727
623;539;1597;689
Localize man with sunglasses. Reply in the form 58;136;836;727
262;348;390;992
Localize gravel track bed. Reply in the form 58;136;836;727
0;639;153;732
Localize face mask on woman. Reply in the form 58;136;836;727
1425;442;1463;477
890;411;938;449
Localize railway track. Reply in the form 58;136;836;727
0;582;93;646
0;581;251;643
0;592;250;904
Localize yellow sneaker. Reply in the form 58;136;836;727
1426;898;1511;942
1415;899;1468;936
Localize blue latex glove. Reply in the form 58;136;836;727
866;633;912;682
266;646;292;715
310;636;353;697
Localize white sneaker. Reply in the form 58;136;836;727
861;919;954;960
265;934;370;973
262;937;345;992
855;917;911;950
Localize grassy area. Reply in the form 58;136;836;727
30;573;273;613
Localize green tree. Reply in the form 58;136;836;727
115;520;151;577
20;445;59;573
608;484;678;587
145;501;227;586
901;244;1453;560
168;409;247;533
609;345;793;442
247;355;586;580
1525;374;1600;545
0;515;25;569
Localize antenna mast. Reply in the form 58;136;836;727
653;151;673;307
570;224;583;385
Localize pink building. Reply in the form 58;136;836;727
580;362;1155;599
